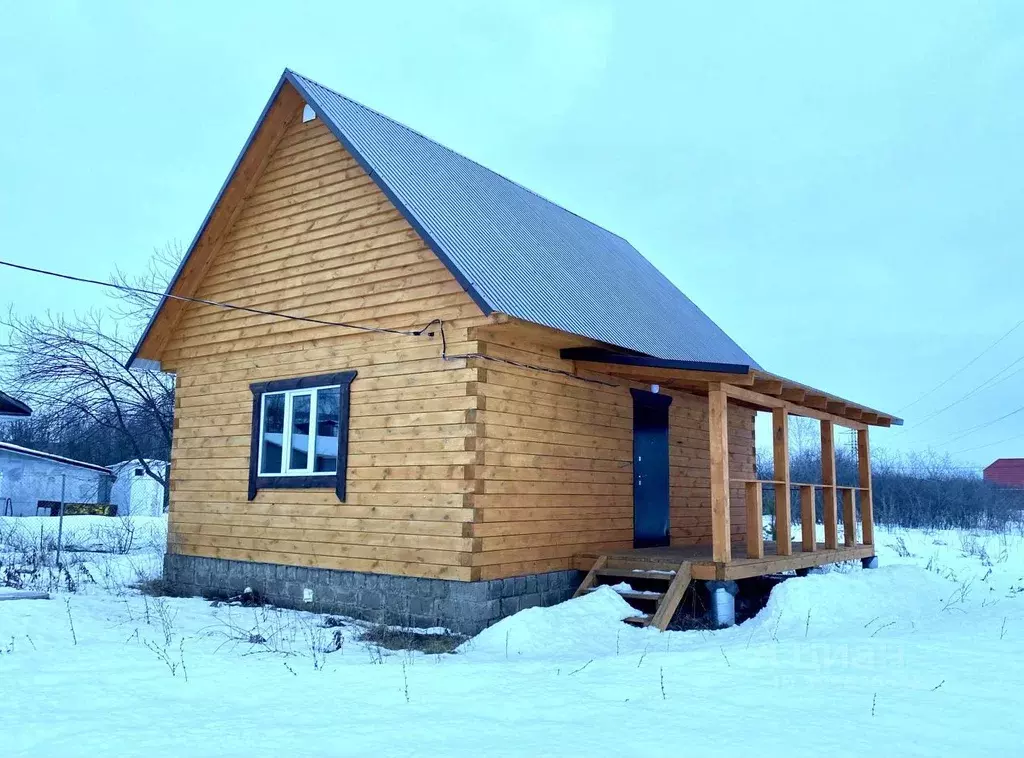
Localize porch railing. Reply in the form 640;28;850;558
708;382;875;564
732;479;871;560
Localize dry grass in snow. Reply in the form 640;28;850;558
2;515;1024;756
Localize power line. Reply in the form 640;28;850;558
894;316;1024;414
1;258;622;389
938;403;1024;447
0;259;428;338
952;430;1024;456
903;352;1024;431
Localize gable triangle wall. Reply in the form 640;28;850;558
163;107;491;581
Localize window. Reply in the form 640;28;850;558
247;371;357;502
257;386;340;476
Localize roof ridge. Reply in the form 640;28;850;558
286;69;633;248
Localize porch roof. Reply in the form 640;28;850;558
560;347;901;428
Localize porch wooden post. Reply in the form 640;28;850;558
744;481;764;559
708;385;731;563
858;427;875;546
821;420;839;549
799;484;816;552
772;408;792;555
841;488;857;546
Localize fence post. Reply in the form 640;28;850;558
56;473;67;570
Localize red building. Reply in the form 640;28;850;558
983;459;1024;487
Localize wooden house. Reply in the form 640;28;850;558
132;70;900;633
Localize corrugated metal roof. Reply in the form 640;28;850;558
286;71;759;369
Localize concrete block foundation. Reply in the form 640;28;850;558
164;554;582;636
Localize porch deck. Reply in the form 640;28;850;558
575;540;876;582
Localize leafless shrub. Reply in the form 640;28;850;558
942;579;974;612
889;535;913;557
204;604;345;670
959;533;991;565
143;638;188;681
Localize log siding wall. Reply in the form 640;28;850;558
468;324;755;580
162;115;490;581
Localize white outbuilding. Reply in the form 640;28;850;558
110;459;168;517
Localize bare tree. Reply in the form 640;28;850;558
0;246;179;485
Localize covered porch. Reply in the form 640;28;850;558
565;348;900;581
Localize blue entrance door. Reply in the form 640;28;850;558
631;389;672;548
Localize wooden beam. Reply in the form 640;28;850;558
752;378;784;396
781;388;806;403
772;407;792;556
858;428;874;546
650;562;692;631
709;385;732;564
749;370;897;428
821;421;839;550
841;488;857;547
805;395;829;411
722;382;784;410
720;383;867;431
799;484;816;552
572;555;607;598
745;481;764;559
591;363;756;387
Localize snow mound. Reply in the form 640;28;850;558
748;565;955;640
461;586;649;660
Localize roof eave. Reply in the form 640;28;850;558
0;442;114;475
561;348;900;428
559;347;750;376
0;390;32;417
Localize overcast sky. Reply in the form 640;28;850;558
1;1;1022;468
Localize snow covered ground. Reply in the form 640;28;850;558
2;517;1023;756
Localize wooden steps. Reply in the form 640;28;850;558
591;567;679;581
573;555;692;631
593;588;666;602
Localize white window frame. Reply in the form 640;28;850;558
257;384;339;477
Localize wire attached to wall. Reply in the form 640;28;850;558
0;260;433;338
427;318;620;388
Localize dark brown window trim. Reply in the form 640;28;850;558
247;370;357;502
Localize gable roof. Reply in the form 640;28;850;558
0;390;31;417
130;69;757;370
